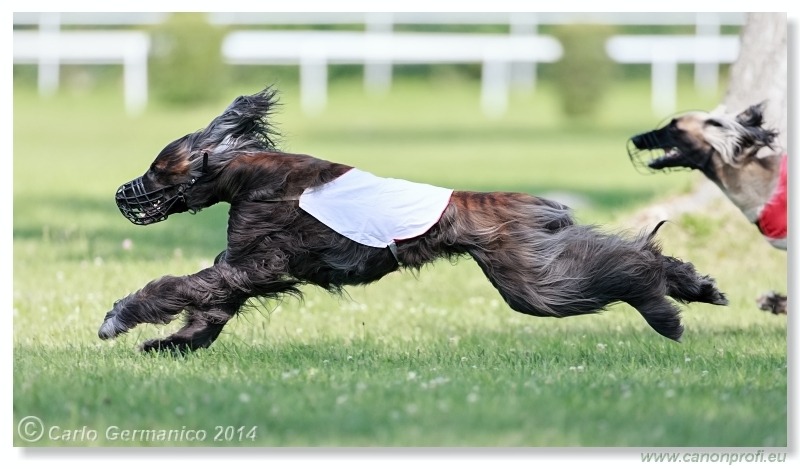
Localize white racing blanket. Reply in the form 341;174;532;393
299;168;453;248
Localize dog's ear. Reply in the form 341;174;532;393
734;101;767;128
734;101;779;153
195;87;281;152
217;87;280;136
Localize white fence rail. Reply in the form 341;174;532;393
606;35;740;114
14;12;745;29
207;12;745;27
223;31;562;116
13;12;745;116
13;30;150;115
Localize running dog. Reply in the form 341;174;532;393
628;102;787;314
99;87;727;352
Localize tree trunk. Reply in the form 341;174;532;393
723;12;787;148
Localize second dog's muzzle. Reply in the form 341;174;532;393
116;176;189;225
627;135;659;174
626;129;681;174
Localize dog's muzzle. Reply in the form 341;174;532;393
627;134;661;174
116;176;190;225
627;130;688;174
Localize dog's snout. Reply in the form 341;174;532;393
630;131;662;150
630;133;647;149
114;174;193;226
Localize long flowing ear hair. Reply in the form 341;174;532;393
187;86;281;158
705;102;779;166
178;87;282;209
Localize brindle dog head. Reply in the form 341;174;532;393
628;103;781;221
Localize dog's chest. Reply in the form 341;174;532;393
298;168;453;248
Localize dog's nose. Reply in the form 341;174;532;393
629;133;648;149
630;130;664;150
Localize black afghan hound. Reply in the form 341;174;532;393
100;87;727;352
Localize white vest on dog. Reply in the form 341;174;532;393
299;168;453;248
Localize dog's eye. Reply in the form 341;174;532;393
705;120;723;127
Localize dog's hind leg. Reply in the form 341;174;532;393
621;246;726;340
662;256;728;306
627;296;685;341
460;211;727;341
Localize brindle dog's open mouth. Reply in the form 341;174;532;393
646;147;685;170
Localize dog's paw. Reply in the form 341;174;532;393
699;275;729;306
97;298;131;340
756;291;787;315
139;338;192;354
98;315;128;340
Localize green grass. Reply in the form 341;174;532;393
13;78;787;447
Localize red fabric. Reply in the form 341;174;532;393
757;154;788;240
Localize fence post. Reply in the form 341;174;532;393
481;59;510;118
364;12;393;95
509;12;538;93
695;12;721;92
38;12;60;97
300;52;328;115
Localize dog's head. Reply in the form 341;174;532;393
627;102;779;180
116;87;280;225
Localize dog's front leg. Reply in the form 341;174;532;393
98;263;246;340
138;301;244;353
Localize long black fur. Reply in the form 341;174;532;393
100;87;728;352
